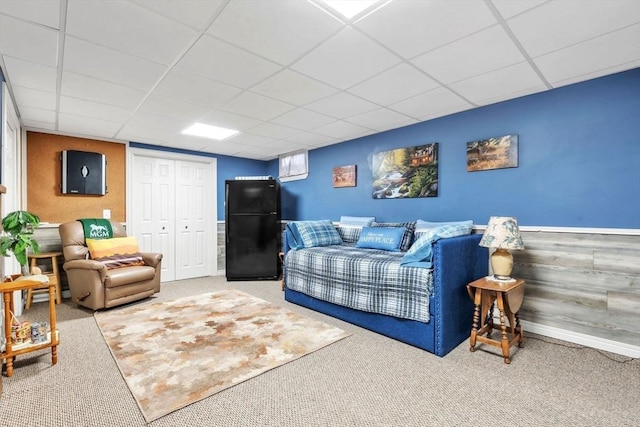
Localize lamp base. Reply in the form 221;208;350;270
490;248;514;280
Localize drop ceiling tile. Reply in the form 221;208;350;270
313;120;371;139
449;62;546;105
133;0;224;31
491;0;546;19
252;69;338;106
348;63;439;105
18;106;56;124
390;86;472;120
198;110;261;131
232;144;280;161
11;86;56;110
304;91;379;118
508;0;640;58
411;25;525;84
128;111;191;133
271;108;336;130
0;15;58;66
61;72;147;109
21;119;56;131
59;96;132;122
221;92;295;121
245;122;300;140
155;69;241;109
208;0;342;65
346;108;416;132
230;133;279;148
284;131;338;148
176;35;282;88
355;0;496;59
66;0;198;65
58;113;123;138
0;0;61;28
140;92;210;122
63;36;167;91
291;27;401;90
536;25;640;86
117;123;174;145
1;57;57;92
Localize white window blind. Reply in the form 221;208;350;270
279;150;308;182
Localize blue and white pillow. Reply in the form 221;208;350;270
287;220;343;249
414;219;473;242
370;221;416;252
401;223;473;268
339;216;375;227
337;216;375;244
355;227;405;251
337;225;362;244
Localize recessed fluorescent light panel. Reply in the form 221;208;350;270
315;0;391;21
182;123;239;140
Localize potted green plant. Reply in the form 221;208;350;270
0;210;41;276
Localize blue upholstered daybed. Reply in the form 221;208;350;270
282;219;488;357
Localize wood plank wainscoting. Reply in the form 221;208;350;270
510;228;639;357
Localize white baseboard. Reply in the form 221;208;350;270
521;320;640;358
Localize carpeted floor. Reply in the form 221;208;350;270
1;275;639;427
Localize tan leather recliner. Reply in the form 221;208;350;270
58;220;162;310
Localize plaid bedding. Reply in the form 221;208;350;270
285;245;434;323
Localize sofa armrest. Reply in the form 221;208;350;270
63;259;108;282
431;234;488;356
63;258;107;271
141;252;163;268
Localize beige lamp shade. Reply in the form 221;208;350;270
479;216;524;279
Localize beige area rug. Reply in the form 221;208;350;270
94;290;350;422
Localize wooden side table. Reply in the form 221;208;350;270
1;275;59;377
26;252;63;308
467;277;525;364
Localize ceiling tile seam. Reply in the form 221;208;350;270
134;0;231;33
347;22;481;109
529;22;640;61
545;59;640;89
109;29;236;140
484;0;552;90
54;0;69;133
202;19;349;115
0;10;60;31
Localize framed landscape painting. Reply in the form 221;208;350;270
371;143;438;199
332;165;356;187
467;134;519;172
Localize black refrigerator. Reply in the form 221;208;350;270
225;179;281;281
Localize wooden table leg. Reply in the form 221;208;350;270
3;292;14;377
496;292;511;364
470;287;482;351
49;284;58;365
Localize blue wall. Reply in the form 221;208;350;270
129;142;268;220
269;68;640;229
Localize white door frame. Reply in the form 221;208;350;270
127;146;217;279
1;82;25;316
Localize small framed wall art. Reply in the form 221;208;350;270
467;134;518;172
332;165;357;188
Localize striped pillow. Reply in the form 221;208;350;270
86;236;145;269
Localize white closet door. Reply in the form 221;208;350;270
175;160;211;280
132;156;176;281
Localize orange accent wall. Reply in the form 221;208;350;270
26;132;126;223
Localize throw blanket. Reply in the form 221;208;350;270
78;218;113;239
285;245;434;323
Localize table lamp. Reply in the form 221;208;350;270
479;216;524;280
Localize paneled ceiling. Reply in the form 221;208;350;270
0;0;638;161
